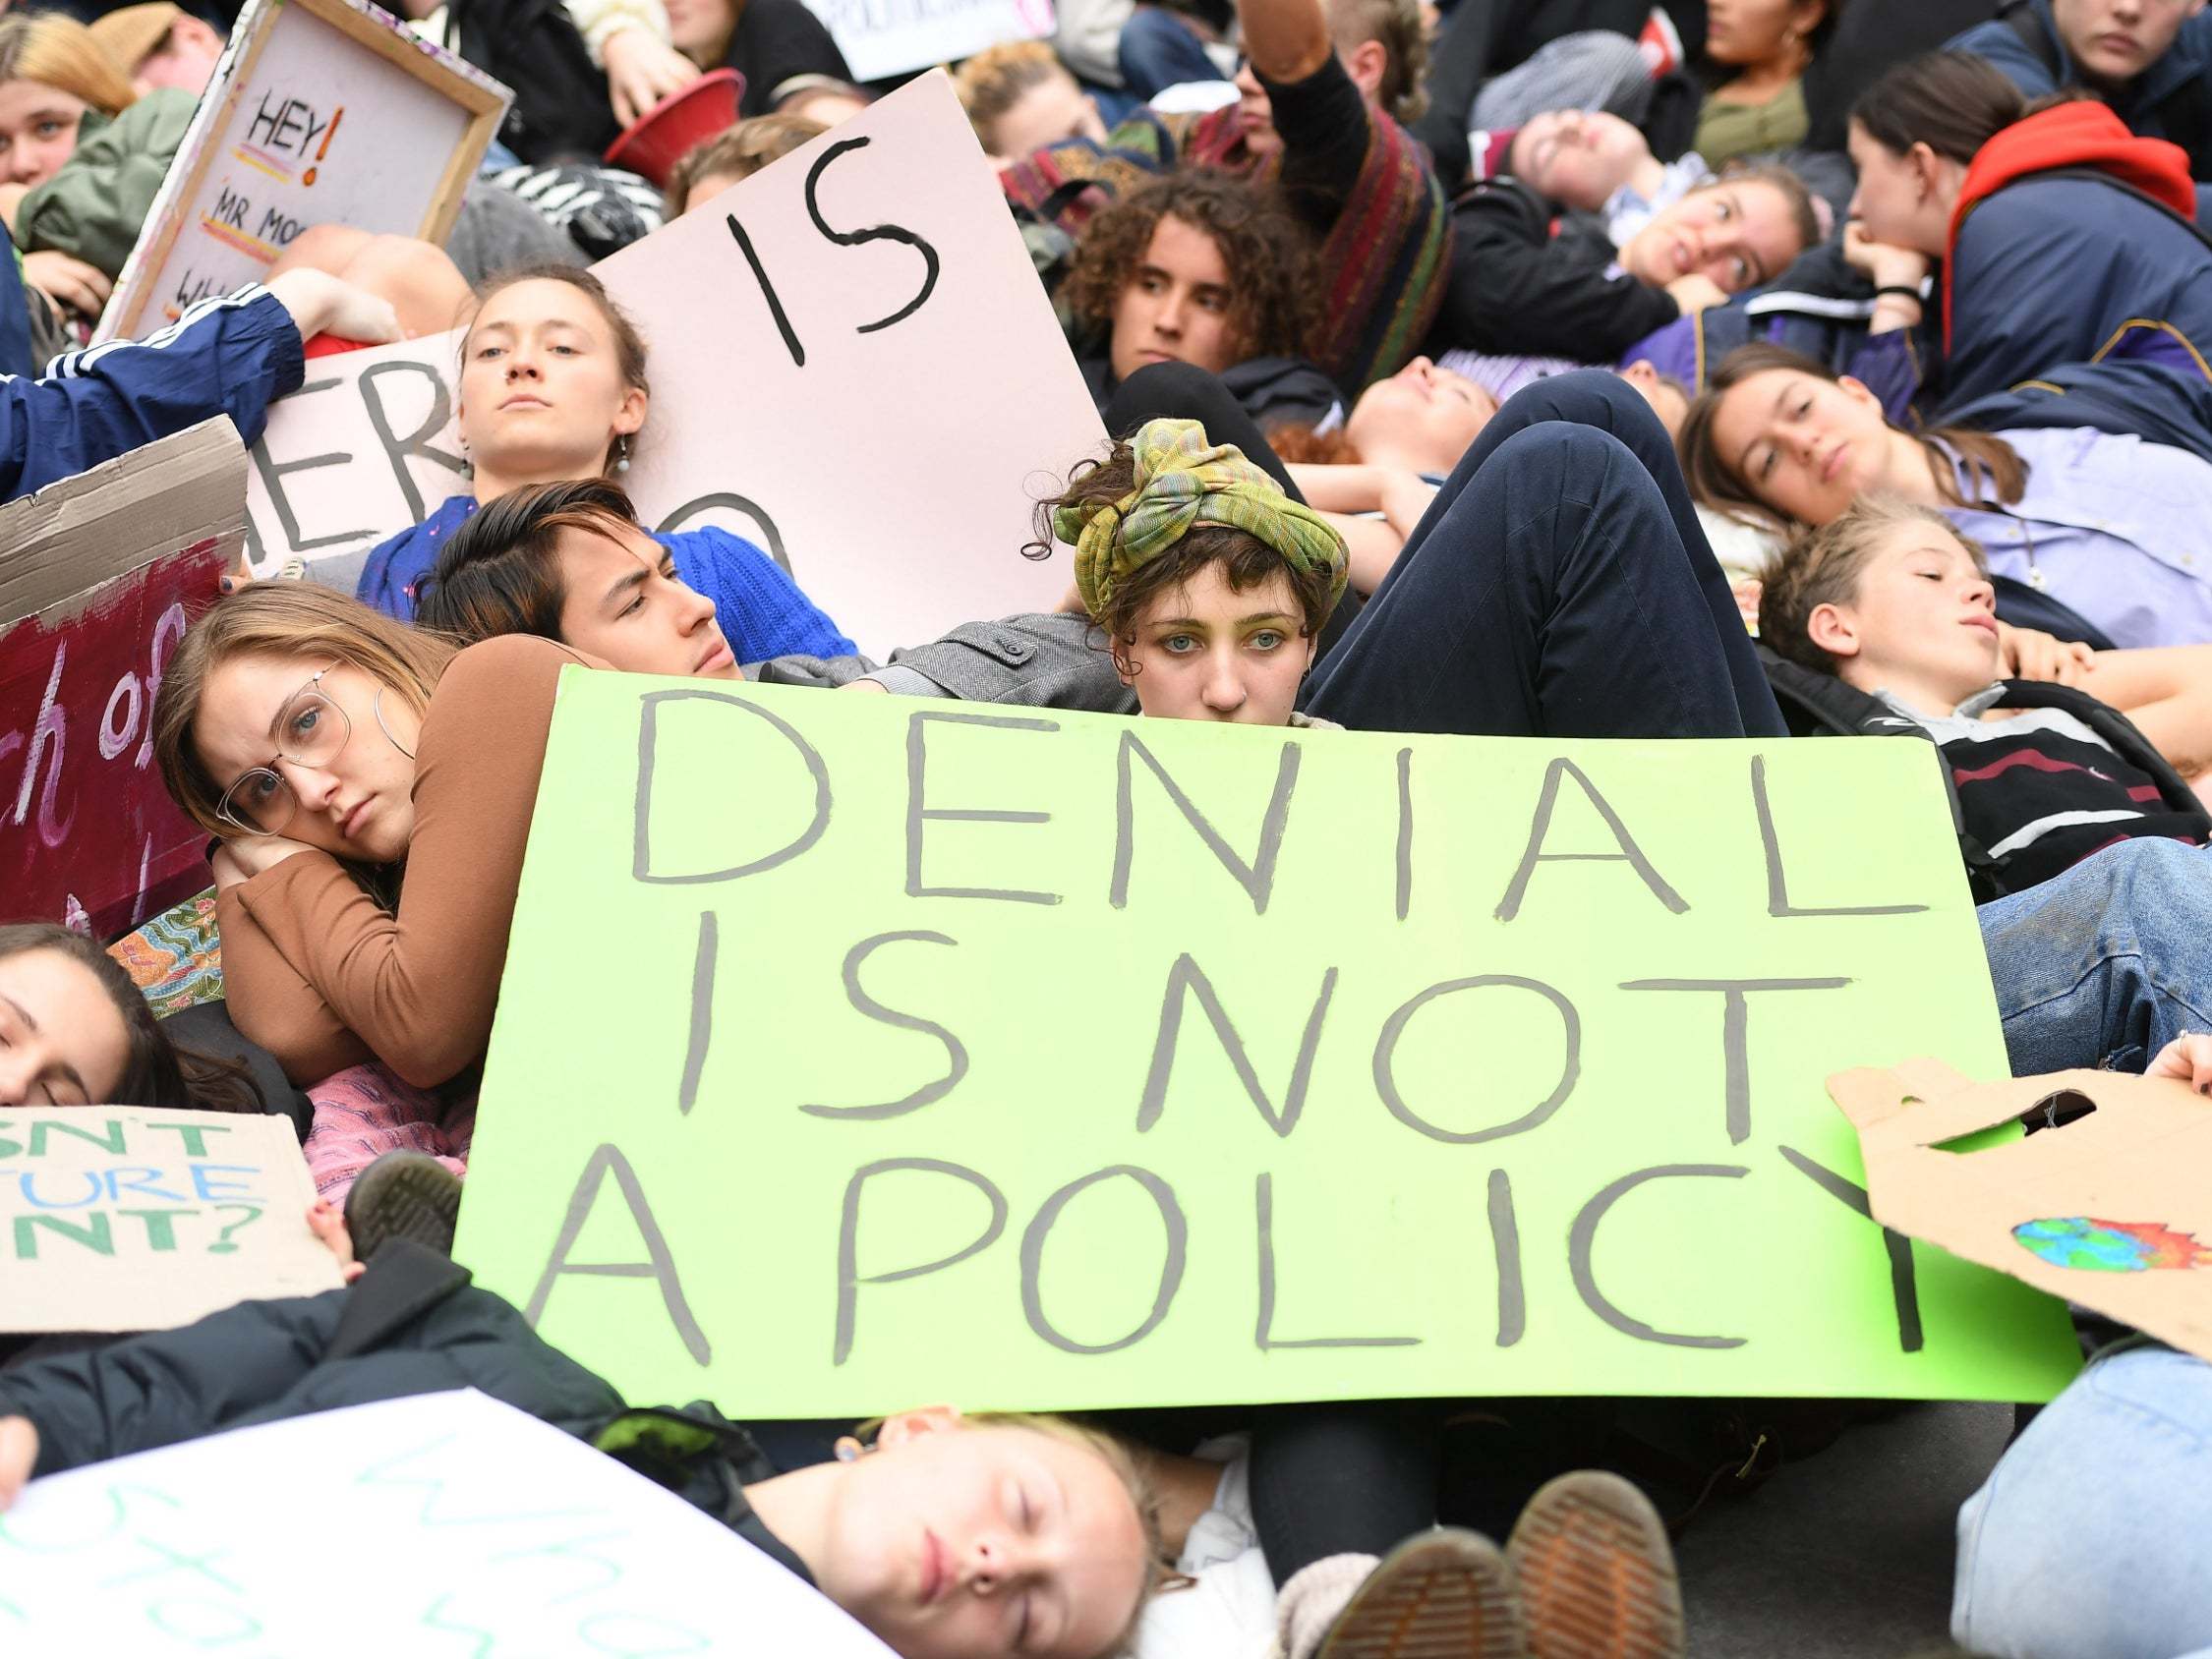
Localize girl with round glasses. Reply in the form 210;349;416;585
151;583;594;1089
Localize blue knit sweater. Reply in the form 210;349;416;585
355;493;854;663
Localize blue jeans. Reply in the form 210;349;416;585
1977;838;2212;1076
1954;1343;2212;1657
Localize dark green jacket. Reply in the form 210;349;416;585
18;89;197;277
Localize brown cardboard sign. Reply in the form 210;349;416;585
1832;1058;2212;1361
0;1108;344;1334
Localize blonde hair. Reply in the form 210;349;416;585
853;1409;1180;1658
1326;0;1428;124
151;584;458;847
664;111;825;215
952;39;1072;151
0;13;139;118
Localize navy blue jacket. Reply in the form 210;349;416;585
1950;0;2212;177
1941;357;2212;463
0;285;303;501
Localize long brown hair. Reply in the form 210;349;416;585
0;14;138;118
1850;49;2024;166
0;923;262;1111
150;584;458;850
1675;342;2027;532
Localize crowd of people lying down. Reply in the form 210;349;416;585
6;0;2212;1652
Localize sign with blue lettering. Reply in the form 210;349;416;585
0;1108;341;1333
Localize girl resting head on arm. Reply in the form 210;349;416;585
1044;418;1347;726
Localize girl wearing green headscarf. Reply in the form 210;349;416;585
1047;417;1351;729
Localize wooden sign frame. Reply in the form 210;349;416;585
98;0;509;343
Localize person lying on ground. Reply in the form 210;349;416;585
1839;52;2212;413
1949;0;2212;179
0;922;261;1112
1002;0;1449;391
352;260;851;662
1677;343;2212;651
957;39;1109;166
87;3;223;100
0;12;192;325
149;584;595;1088
1059;170;1342;431
0;1243;1168;1659
662;111;824;217
0;267;399;502
262;226;474;347
1428;159;1822;365
1756;497;2210;891
1496;105;1715;236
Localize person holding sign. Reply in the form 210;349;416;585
353;262;853;665
0;1243;1170;1659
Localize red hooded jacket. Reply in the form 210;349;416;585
1943;101;2196;352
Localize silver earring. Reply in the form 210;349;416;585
833;1434;873;1462
373;689;417;761
613;433;632;476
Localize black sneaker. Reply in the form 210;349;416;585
343;1151;463;1264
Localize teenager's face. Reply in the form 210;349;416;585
458;279;646;486
0;81;87;187
1703;0;1821;66
1820;521;2000;699
0;949;131;1108
665;0;737;61
133;16;225;96
1618;359;1689;437
1844;120;1950;256
1109;215;1241;382
1118;562;1314;725
814;1417;1147;1659
1509;108;1649;210
679;169;743;215
2053;0;2206;86
554;523;740;679
1708;367;1894;524
1345;355;1496;474
193;655;422;863
1621;181;1805;292
988;72;1106;159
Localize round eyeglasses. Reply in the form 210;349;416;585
213;666;352;834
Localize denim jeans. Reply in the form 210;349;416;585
1976;838;2212;1077
1954;1343;2212;1657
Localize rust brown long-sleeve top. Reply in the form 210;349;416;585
216;636;602;1088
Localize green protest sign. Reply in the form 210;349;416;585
457;672;2081;1415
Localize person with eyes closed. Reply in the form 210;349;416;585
1677;340;2212;651
1430;162;1823;370
352;262;852;669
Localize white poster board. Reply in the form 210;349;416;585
0;1390;897;1655
804;0;1058;82
246;72;1104;657
99;0;509;341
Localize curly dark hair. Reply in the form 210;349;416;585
1060;172;1321;368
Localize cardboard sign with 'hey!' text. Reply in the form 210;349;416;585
454;675;2082;1416
244;73;1103;656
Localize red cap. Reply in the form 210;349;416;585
604;68;746;189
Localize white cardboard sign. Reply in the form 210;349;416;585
0;1389;897;1655
100;0;509;341
803;0;1058;83
245;71;1104;657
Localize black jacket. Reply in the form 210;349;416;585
0;1244;808;1580
1429;178;1678;362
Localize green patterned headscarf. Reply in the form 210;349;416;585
1057;419;1349;622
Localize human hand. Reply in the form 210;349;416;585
308;1198;365;1284
604;29;703;129
24;251;111;318
1732;576;1763;632
263;268;401;345
2147;1029;2212;1095
1842;222;1931;293
1997;621;2094;686
0;1415;36;1511
1664;273;1728;315
211;834;315;889
839;677;890;693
